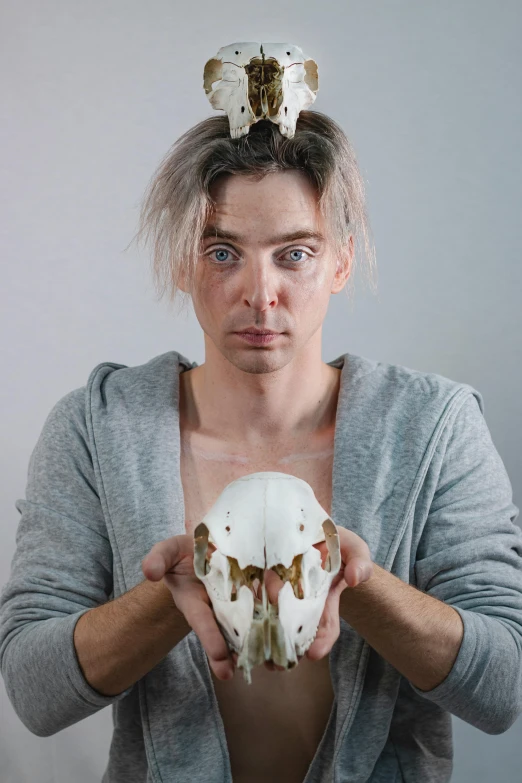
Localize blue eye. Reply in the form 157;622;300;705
287;249;307;262
206;246;312;264
212;249;231;262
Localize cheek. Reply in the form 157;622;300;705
191;268;233;317
288;266;333;308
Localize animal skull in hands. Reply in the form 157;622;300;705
203;42;319;139
193;472;341;683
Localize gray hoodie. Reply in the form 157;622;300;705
1;350;522;783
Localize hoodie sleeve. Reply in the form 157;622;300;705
411;392;522;734
0;387;132;737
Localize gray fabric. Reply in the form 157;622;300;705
1;349;522;783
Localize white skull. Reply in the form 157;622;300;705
203;42;319;139
194;471;341;683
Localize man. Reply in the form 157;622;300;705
1;113;522;783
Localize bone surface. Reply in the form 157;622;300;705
193;471;340;683
203;42;319;139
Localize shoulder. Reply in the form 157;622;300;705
39;350;196;439
36;385;88;448
85;349;196;403
335;351;484;419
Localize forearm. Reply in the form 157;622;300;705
339;564;464;691
74;577;191;696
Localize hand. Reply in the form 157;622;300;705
141;534;235;681
305;525;373;661
258;525;373;668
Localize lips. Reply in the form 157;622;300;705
234;330;281;345
236;329;279;335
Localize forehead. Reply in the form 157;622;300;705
209;169;318;205
204;170;326;244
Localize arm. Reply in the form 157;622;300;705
339;563;464;692
74;529;239;696
341;394;522;735
0;387;188;737
73;576;190;697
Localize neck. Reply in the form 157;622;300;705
180;336;341;447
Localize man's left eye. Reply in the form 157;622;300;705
284;249;310;263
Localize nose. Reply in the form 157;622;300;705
242;258;278;312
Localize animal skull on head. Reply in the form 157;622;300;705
203;42;319;139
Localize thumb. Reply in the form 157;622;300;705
142;534;194;581
343;557;374;588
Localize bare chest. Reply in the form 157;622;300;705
180;430;336;783
180;432;335;537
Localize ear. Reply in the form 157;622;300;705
177;266;190;295
331;234;354;294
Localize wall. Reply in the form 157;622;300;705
1;1;521;780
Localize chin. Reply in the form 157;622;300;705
222;345;292;375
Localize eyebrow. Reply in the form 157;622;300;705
201;225;326;245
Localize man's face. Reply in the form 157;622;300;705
187;169;352;374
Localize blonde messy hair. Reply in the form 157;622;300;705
131;110;377;311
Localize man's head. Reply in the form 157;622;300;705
134;111;376;373
186;168;353;374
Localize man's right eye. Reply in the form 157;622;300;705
209;248;234;262
205;245;237;263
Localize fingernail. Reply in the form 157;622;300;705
147;558;164;578
354;565;370;585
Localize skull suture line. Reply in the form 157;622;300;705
193;472;341;683
203;42;319;139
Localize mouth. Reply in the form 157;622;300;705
234;329;282;345
236;328;279;335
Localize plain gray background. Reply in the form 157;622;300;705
1;1;521;781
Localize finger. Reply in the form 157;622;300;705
264;568;284;605
312;541;329;568
336;527;373;587
305;589;341;661
177;590;235;680
343;558;374;588
142;534;194;580
264;659;286;672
